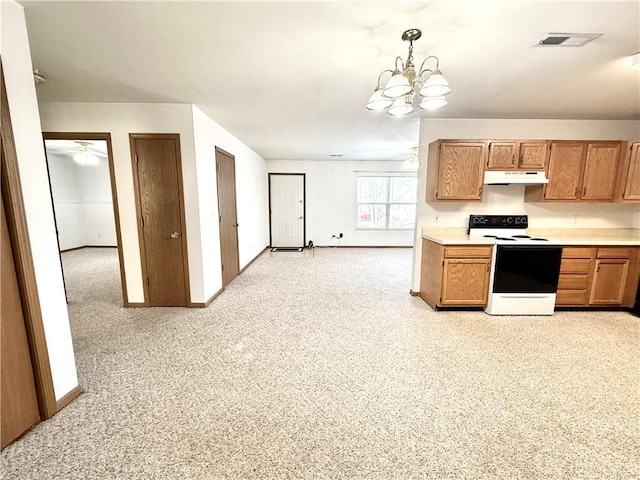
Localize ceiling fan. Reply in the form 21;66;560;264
44;140;108;166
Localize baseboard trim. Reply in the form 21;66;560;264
60;245;118;253
123;302;147;308
240;245;269;274
55;385;82;413
409;289;420;296
315;245;413;248
189;288;224;308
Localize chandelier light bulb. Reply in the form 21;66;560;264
383;70;412;98
419;70;452;97
419;96;448;111
366;87;394;110
388;95;414;117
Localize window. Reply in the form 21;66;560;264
357;175;417;229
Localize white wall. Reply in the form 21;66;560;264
191;106;269;301
47;153;85;250
267;160;416;246
1;0;78;400
47;151;117;250
39;102;199;303
411;118;640;290
76;154;117;246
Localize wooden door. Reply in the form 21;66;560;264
581;143;621;201
269;174;305;248
544;143;585;200
589;259;629;305
131;135;189;306
518;142;548;170
623;143;640;200
436;142;485;200
215;148;240;288
441;258;490;305
486;142;516;169
1;193;40;448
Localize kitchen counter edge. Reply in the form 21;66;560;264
422;228;640;246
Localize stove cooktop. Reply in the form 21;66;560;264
469;215;561;245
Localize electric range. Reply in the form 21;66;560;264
468;215;563;315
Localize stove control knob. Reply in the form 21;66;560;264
507;217;513;224
515;217;521;224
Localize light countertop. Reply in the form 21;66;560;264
422;228;640;246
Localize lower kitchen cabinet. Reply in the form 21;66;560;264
556;246;639;308
420;240;492;309
556;247;594;306
441;258;491;304
589;249;631;305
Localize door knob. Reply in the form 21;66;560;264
170;231;181;238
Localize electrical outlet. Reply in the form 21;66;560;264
339;233;343;238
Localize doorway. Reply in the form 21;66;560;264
43;133;127;306
130;134;190;307
269;173;305;248
215;147;240;288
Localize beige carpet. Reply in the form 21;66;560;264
1;247;638;479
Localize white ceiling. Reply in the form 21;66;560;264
20;1;640;161
45;139;108;160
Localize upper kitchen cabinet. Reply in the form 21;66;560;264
618;143;640;202
486;140;548;170
426;140;486;201
540;142;585;200
525;141;625;202
581;142;622;200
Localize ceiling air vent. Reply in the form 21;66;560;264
535;33;602;47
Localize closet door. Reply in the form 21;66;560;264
1;191;40;449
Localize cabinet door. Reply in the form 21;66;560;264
623;143;640;200
544;143;585;200
436;142;485;200
441;258;490;305
581;143;620;201
589;258;629;305
486;142;516;169
518;142;548;170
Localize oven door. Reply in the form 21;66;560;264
493;245;563;294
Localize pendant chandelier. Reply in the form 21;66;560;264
366;29;452;116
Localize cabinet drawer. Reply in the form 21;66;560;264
596;248;631;259
444;246;492;258
562;247;594;259
560;258;591;274
558;274;589;290
556;289;588;305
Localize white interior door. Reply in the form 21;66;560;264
270;174;304;248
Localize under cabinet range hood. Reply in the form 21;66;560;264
484;170;549;185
